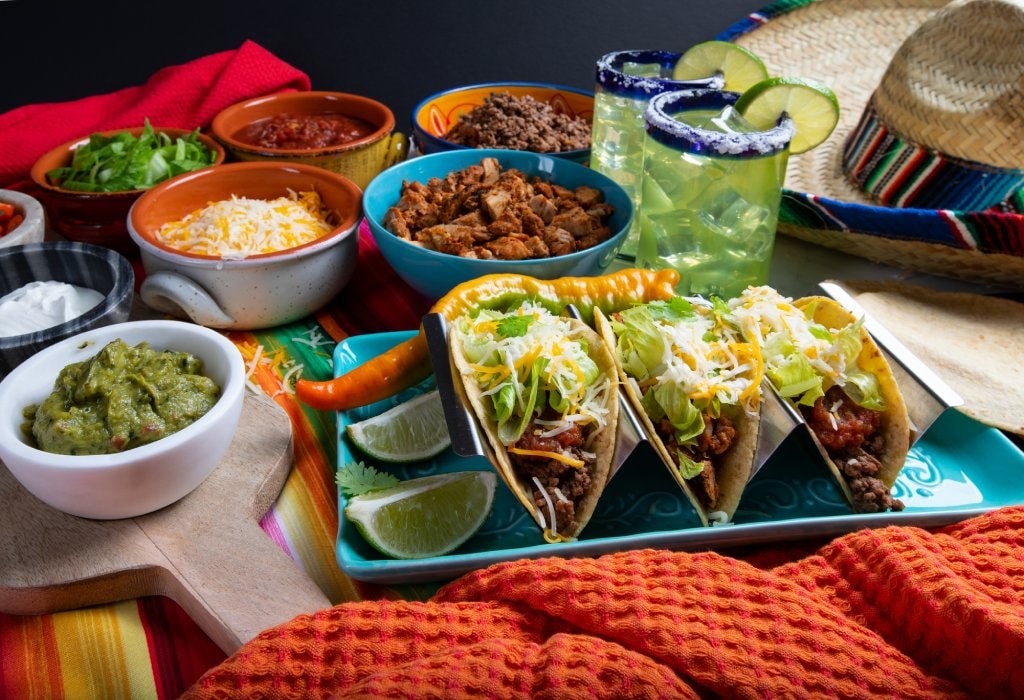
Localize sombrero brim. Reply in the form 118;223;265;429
721;0;1024;289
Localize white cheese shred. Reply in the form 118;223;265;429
532;475;558;541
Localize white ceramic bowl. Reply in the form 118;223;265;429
127;162;363;330
0;189;46;248
0;320;245;519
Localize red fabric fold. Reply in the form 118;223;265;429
0;40;310;189
182;506;1024;699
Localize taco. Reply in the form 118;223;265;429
730;286;911;513
448;300;619;542
593;297;763;526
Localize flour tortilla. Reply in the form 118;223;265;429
593;308;760;527
448;317;618;541
833;281;1024;438
794;296;912;501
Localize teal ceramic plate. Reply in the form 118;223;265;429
335;331;1024;584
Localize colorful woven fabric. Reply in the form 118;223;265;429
842;100;1024;211
182;506;1024;698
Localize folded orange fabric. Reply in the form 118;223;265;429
0;39;309;189
182;506;1024;698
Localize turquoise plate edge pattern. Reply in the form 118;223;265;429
335;331;1024;584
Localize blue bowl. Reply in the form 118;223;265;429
411;82;594;165
363;149;633;301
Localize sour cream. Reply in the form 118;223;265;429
0;280;105;337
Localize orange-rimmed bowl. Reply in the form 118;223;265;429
412;82;594;163
210;91;406;190
127;162;362;330
29;127;225;254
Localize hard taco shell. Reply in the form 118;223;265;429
593;308;760;526
794;296;911;500
448;316;618;540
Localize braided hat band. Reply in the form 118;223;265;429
840;0;1024;211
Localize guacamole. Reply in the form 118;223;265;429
26;339;221;456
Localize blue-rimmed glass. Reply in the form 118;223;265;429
635;88;794;298
590;50;724;259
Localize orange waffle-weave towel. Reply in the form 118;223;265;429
0;39;309;189
183;506;1024;698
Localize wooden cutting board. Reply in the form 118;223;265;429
0;391;331;654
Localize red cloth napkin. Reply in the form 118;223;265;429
182;506;1024;698
0;39;310;189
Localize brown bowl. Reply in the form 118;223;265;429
29;127;225;254
127;161;363;330
210;91;406;190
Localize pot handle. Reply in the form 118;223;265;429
139;271;236;328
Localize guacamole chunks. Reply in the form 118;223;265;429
26;339;220;455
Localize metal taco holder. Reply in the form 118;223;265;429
425;304;802;487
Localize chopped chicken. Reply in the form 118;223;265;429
383;157;615;260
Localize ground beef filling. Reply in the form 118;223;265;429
802;385;905;514
443;92;592;153
511;416;593;536
656;413;736;510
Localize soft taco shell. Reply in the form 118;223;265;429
448;317;618;540
593;308;760;526
794;296;911;497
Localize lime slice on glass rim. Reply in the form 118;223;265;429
672;40;769;93
345;389;451;462
734;76;840;154
344;471;497;559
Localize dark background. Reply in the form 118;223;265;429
1;0;767;127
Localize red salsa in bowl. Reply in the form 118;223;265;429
237;113;378;150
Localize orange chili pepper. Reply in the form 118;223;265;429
294;268;680;412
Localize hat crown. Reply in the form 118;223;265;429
873;0;1024;169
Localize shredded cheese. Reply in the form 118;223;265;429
508;446;585;469
155;190;333;259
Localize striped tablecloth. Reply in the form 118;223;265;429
0;229;434;698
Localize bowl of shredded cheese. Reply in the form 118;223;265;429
127;162;362;330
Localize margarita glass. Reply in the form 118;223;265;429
591;50;722;259
635;89;794;299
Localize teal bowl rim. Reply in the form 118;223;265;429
363;148;633;297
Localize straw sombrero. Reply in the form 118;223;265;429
720;0;1024;288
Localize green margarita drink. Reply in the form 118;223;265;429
591;50;722;260
635;89;794;299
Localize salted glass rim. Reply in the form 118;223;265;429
644;88;795;157
595;50;724;98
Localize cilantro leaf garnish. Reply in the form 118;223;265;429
336;461;400;497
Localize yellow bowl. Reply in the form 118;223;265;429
210;91;406;190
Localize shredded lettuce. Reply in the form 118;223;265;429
767;354;825;406
47;120;217;193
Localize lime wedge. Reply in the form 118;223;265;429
672;40;769;93
346;390;451;462
344;471;497;559
734;77;840;154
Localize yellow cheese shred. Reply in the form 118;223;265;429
155;190;333;259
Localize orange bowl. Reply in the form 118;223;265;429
210;91;406;190
412;82;594;163
29;127;225;254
